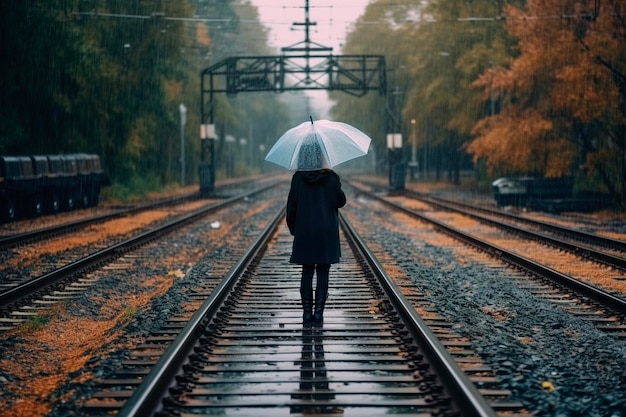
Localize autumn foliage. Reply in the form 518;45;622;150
334;0;625;205
467;0;626;202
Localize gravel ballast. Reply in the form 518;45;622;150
346;196;626;416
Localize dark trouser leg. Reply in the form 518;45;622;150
313;264;330;323
301;264;315;322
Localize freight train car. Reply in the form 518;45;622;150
0;153;108;222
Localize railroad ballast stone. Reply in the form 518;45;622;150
348;202;626;417
42;194;286;417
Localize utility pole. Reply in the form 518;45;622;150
179;104;186;187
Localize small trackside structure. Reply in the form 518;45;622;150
0;153;109;222
492;176;610;213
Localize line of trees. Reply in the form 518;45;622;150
333;0;625;206
5;1;624;205
0;0;290;197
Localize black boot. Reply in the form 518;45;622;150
301;265;314;324
301;287;313;323
313;264;330;324
313;288;327;324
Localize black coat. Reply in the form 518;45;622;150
286;170;347;265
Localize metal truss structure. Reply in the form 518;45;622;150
201;53;386;98
198;1;387;193
198;53;387;192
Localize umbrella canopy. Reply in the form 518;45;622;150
265;119;372;171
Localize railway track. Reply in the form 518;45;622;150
403;188;626;269
81;208;520;416
354;178;626;266
4;177;626;416
347;182;626;338
0;182;280;330
0;176;279;250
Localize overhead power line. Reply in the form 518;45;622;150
73;11;258;24
73;11;621;25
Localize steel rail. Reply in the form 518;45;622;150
405;189;626;252
351;178;625;252
117;206;285;417
117;208;499;417
339;213;498;417
357;187;626;316
0;192;200;250
0;182;278;308
0;177;279;250
404;190;626;270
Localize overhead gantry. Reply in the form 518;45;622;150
199;0;386;193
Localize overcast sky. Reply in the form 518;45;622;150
248;0;371;54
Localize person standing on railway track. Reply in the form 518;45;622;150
286;136;346;325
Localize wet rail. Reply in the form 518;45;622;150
0;192;196;250
353;179;626;254
407;189;626;253
402;189;626;270
354;178;626;269
348;183;626;334
0;177;279;251
0;182;279;324
83;208;507;417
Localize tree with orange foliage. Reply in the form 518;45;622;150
467;0;626;205
400;0;517;184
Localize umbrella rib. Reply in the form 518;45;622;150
319;136;333;168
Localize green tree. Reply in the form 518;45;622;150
0;0;289;193
401;0;517;183
197;0;289;178
331;0;420;173
0;1;88;153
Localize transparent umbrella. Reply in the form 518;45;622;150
265;118;372;171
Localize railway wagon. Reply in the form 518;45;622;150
0;153;108;222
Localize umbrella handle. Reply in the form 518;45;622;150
310;115;314;124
